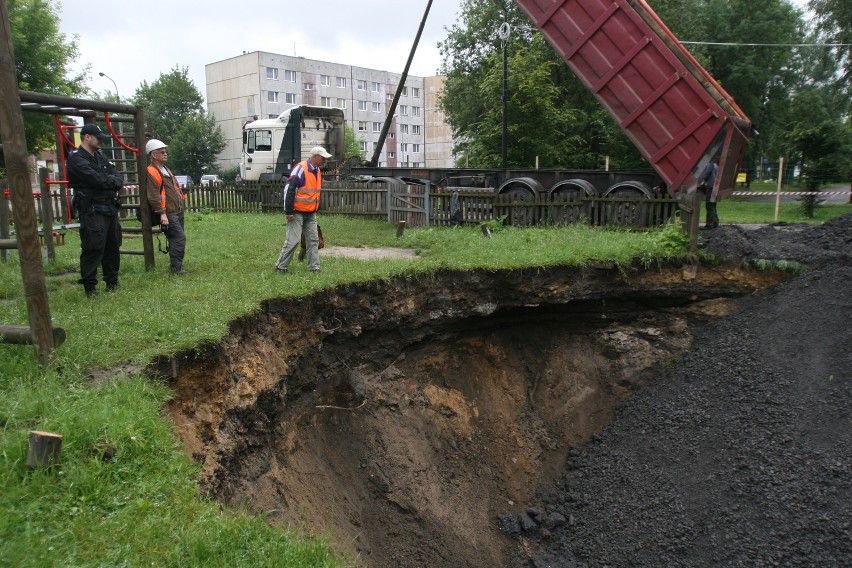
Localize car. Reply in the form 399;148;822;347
175;175;193;188
200;174;221;186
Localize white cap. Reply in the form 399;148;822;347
310;146;332;158
146;139;167;154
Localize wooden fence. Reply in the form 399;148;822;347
3;179;679;231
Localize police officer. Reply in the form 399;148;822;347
67;123;124;296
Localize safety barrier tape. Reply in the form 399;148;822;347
732;191;851;196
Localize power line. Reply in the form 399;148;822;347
680;41;850;47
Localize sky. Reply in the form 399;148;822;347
57;0;813;105
58;0;465;105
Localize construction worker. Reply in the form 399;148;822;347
145;139;188;275
274;146;331;274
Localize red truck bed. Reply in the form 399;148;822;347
512;0;751;199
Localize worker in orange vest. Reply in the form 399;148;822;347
274;146;331;274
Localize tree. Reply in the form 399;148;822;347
810;0;852;93
3;0;85;157
167;114;226;182
132;66;204;143
343;122;363;161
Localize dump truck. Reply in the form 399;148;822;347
353;0;751;210
240;105;346;182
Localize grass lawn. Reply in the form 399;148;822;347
0;204;847;567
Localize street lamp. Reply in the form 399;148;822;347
98;71;120;103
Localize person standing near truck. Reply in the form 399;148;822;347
699;160;719;229
145;139;188;275
274;146;331;274
67;123;124;297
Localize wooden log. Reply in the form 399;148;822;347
0;237;16;249
0;324;66;346
396;220;406;238
26;431;63;469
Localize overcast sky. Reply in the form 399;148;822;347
57;0;812;105
58;0;465;104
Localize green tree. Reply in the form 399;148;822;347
167;114;226;182
132;66;204;143
4;0;85;155
344;122;363;161
810;0;852;92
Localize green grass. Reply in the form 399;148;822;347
721;180;852;223
0;208;847;567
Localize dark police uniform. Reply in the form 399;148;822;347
67;146;124;295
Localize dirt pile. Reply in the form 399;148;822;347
161;215;850;567
522;215;852;567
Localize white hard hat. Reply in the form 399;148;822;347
146;139;167;154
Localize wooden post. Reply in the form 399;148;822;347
396;220;406;238
134;110;155;271
774;156;784;223
27;431;63;469
480;223;492;238
0;178;8;261
39;168;55;261
0;0;56;364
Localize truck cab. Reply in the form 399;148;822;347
240;105;346;182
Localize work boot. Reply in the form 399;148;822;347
106;282;120;292
84;286;98;298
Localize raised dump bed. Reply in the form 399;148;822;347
512;0;752;199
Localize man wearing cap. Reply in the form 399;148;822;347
274;146;331;273
67;123;124;297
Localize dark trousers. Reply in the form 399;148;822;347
164;211;186;272
705;193;719;228
78;201;121;291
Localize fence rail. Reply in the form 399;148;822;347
4;180;683;230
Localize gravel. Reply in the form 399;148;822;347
521;215;852;567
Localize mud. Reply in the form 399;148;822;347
161;214;851;567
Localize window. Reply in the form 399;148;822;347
372;122;382;132
412;87;420;98
401;86;408;96
388;152;395;159
400;124;409;135
267;91;279;103
372;102;381;113
336;76;346;88
359;141;368;152
320;75;330;86
412;144;421;153
320;96;332;106
284;70;296;82
357;79;367;90
358;121;367;132
388;132;395;139
400;143;409;152
386;92;394;101
337;98;347;109
303;83;315;91
247;129;273;153
412;106;421;117
285;93;297;104
412;125;421;135
267;114;277;119
371;81;381;92
399;105;408;115
357;100;368;111
266;67;278;80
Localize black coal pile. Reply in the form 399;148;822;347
516;215;852;567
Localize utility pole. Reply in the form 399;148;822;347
498;3;510;169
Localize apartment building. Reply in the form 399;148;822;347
205;51;455;171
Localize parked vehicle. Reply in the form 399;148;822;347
175;175;193;188
200;174;221;186
240;105;346;182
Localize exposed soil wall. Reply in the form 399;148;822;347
160;261;784;567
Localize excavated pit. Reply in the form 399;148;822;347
160;262;786;567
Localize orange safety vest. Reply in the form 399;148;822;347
293;160;321;213
147;165;186;213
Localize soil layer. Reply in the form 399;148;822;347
160;215;851;567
